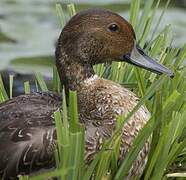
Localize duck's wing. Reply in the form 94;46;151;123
0;92;61;179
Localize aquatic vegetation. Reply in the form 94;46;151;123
0;30;16;43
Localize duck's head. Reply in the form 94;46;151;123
56;9;174;86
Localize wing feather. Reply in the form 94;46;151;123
0;92;61;179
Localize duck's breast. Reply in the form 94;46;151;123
78;76;150;176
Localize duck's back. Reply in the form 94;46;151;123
0;92;61;179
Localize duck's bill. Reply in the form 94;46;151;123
123;43;174;78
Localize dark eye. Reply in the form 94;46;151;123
108;23;119;32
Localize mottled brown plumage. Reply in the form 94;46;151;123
0;9;173;180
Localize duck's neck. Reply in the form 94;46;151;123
56;48;95;92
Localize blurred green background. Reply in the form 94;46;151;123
0;0;186;76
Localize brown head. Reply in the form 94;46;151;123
56;9;136;64
55;9;174;90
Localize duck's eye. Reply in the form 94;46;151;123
108;23;119;32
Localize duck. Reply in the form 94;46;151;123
0;9;174;180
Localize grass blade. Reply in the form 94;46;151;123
0;74;9;102
56;4;66;28
24;81;31;94
35;72;48;92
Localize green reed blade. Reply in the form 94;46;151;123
56;3;66;28
174;43;186;68
129;0;141;29
0;74;8;102
69;90;79;133
149;0;171;43
67;4;76;17
35;72;48;92
95;151;112;180
67;131;84;180
136;0;154;38
24;81;30;94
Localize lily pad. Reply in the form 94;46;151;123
0;30;16;43
11;56;54;66
9;55;54;76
